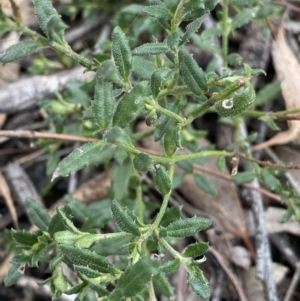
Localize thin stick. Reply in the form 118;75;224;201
0;130;98;143
283;261;300;301
239;153;300;170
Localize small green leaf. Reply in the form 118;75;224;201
11;229;38;246
166;216;212;238
4;264;22;287
0;41;42;64
92;82;115;131
132;42;169;56
260;170;281;192
25;198;51;231
65;282;87;295
110;257;158;300
155;165;171;195
111;26;132;82
54;230;83;245
53;268;68;292
231;8;258;30
194;173;218;196
49;254;64;271
281;206;293;223
133;153;154;172
160;206;182;227
132;57;156;80
150;68;170;99
214;85;256;117
111;200;140;236
33;0;66;43
167;32;180;50
113;81;148;128
181;17;205;45
159;258;180;274
56;207;82;234
93;234;132;256
142;5;172;21
216;156;226;172
74;265;103;278
106;127;135;151
187;266;210;300
153;272;174;298
179;48;208;95
255;81;281;106
112;158;132;200
96;59;121;84
59;244;114;274
52;141;105;180
182;242;209;257
183;0;218;21
232;171;256;184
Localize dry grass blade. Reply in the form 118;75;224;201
0;172;19;229
253;20;300;150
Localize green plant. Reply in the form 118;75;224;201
2;0;300;300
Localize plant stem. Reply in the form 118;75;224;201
152;102;186;124
152;163;175;228
171;0;189;32
131;156;144;223
16;22;95;70
221;0;230;67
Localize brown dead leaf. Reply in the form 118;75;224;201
0;172;19;229
253;20;300;151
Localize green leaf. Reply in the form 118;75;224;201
25;198;51;231
54;230;83;245
56;206;82;234
111;26;132;82
132;42;169;56
111;200;140;236
112;158;132;200
59;244;114;274
11;229;38;246
159;258;180;274
106;127;135;152
258;116;280;131
281;206;293;223
65;282;87;295
92;82;115;131
4;264;22;287
0;41;42;64
52;141;105;180
150;68;171;99
214;85;256;117
187;266;210;300
232;171;256;184
33;0;66;43
142;5;172;21
160;206;182;228
216;156;226;172
132;57;156;80
74;265;103;278
53;268;68;292
182;242;209;257
49;254;64;271
93;234;132;256
133;153;154;172
183;0;218;21
255;81;281;106
155;165;171;195
96;59;121;84
153;272;174;298
113;81;148;128
181;16;205;45
167;32;180;50
166;216;212;238
110;257;158;300
260;170;281;192
194;173;218;196
179;48;208;95
231;8;258;30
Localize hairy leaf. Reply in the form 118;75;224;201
132;43;169;56
52;141;105;180
155;165;171;195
